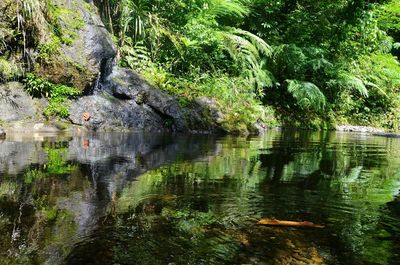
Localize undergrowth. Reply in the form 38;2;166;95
24;73;80;118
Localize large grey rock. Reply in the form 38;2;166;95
69;93;167;132
104;68;188;131
0;82;39;122
69;68;189;132
60;0;116;81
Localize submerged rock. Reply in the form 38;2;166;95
0;128;5;139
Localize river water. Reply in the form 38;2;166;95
0;131;399;265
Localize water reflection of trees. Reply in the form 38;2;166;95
0;131;400;264
112;131;400;264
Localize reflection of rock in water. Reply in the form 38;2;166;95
0;141;45;174
0;133;219;265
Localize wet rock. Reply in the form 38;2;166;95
69;93;168;132
183;97;226;133
104;68;188;131
194;97;224;124
254;121;268;134
69;67;189;132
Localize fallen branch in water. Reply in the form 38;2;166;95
257;219;325;228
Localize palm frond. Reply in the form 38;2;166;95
232;28;272;56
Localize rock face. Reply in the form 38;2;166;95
0;0;222;134
34;0;117;91
56;1;194;132
69;68;188;132
0;82;40;122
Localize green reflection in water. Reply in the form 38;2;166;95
111;132;400;265
0;142;85;265
0;131;399;264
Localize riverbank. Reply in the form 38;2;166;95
1;0;399;135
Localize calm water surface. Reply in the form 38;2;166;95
0;131;399;265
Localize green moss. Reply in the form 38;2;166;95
37;37;62;64
46;1;84;46
135;92;148;105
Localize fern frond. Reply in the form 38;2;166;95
339;72;369;98
219;29;273;92
232;28;272;56
205;0;249;18
287;80;326;111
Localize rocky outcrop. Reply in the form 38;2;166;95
183;97;226;133
0;82;40;122
34;0;117;91
0;0;225;134
69;68;189;132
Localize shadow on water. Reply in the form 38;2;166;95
0;130;400;264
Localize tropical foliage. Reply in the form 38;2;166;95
1;0;400;130
92;0;400;131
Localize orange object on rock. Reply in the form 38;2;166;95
257;218;325;228
83;112;91;121
82;139;90;149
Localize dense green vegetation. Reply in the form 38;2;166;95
1;0;400;131
95;0;400;131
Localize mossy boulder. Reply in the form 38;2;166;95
0;0;116;91
34;0;117;91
